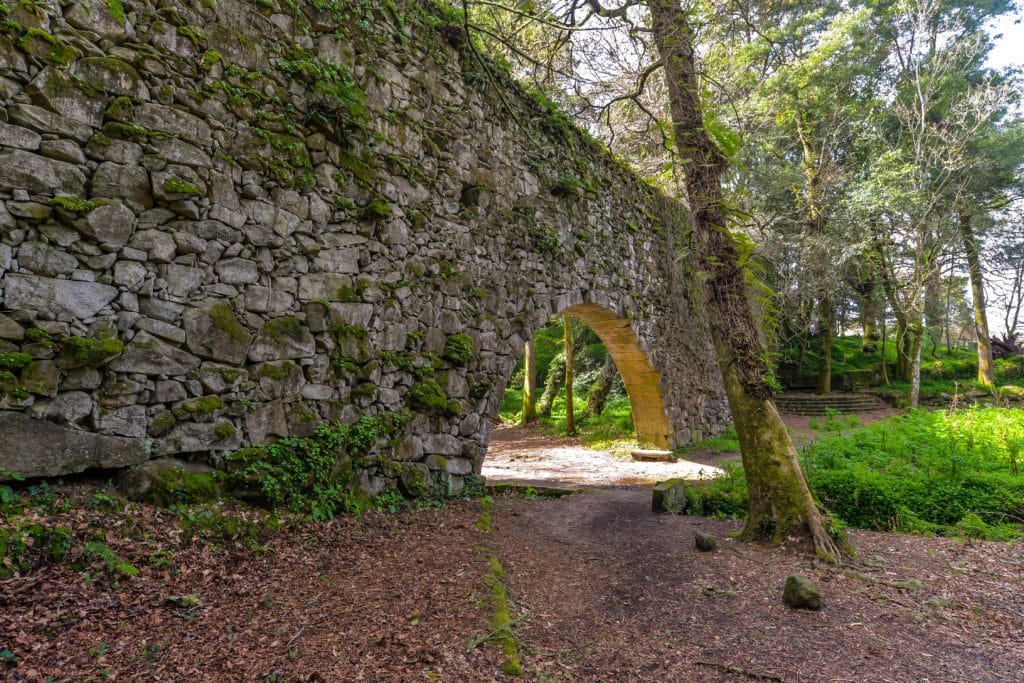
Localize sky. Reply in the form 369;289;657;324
986;12;1024;70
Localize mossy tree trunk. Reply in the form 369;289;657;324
959;211;995;386
648;0;845;562
521;339;537;424
537;352;564;417
816;295;835;394
583;354;616;419
563;312;576;436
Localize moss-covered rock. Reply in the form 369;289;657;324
56;336;125;369
443;333;474;365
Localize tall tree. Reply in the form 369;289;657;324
563;312;576;436
645;0;845;559
521;340;537;423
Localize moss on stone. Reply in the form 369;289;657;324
177;25;206;47
208;303;250;342
215;422;237;439
51;195;97;215
408;379;454;413
336;284;359;302
337;148;376;186
0;352;32;370
104;0;126;26
149;411;177;435
175;396;226;418
150;468;223;507
104;96;135;123
443;333;474;365
264;317;306;344
163;177;203;195
60;336;124;367
351;383;378;399
201;49;226;71
258;361;296;380
17;27;79;65
360;197;391;220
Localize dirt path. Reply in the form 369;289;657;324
486;487;1024;682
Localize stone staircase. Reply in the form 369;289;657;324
774;392;887;416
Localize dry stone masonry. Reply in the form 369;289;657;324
0;0;729;495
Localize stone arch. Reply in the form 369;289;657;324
562;303;671;449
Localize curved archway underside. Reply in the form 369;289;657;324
565;304;671;449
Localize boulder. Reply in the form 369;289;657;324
0;411;150;479
783;574;822;610
694;532;717;552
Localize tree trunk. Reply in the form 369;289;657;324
816;295;835;394
648;0;844;562
909;320;923;408
563;312;575;436
958;211;994;386
860;291;878;353
521;339;537;424
537;352;565;417
583;354;617;419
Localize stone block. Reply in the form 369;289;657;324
3;274;117;320
183;304;253;365
652;478;689;514
96;404;148;438
0;121;41;151
82;203;136;246
0;411;150;480
91;162;153;210
0;150;87;196
110;332;201;375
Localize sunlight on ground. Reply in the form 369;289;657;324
482;432;724;488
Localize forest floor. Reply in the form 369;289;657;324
3;405;1022;682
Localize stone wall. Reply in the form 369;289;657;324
0;0;729;492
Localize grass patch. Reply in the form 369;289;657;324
687;407;1024;540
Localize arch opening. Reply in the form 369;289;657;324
563;304;671;450
490;302;671;451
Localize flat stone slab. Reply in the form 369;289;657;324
0;411;151;479
632;449;676;462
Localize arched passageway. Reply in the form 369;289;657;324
563;304;670;449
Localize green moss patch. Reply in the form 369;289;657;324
58;337;125;368
209;303;251;342
443;334;474;365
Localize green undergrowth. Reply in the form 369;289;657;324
675;426;741;456
779;336;1024;403
225;411;413;518
686;408;1024;541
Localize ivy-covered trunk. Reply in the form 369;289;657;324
648;0;844;562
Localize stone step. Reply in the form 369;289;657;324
774;393;887;416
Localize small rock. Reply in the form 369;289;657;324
694;532;717;552
652;477;688;513
783;574;821;610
